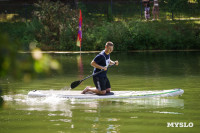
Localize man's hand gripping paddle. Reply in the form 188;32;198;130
70;64;115;89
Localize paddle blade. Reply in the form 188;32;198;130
70;80;82;89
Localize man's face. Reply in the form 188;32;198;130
105;46;113;54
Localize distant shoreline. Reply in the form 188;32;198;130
18;50;200;54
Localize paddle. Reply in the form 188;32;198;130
70;63;115;89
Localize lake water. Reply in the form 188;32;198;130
0;51;200;133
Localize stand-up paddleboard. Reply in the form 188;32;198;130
28;88;184;99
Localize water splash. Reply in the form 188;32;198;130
2;93;184;113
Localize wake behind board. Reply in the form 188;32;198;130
28;88;184;99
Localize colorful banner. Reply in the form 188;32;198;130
76;10;82;48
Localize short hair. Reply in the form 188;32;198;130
105;41;114;47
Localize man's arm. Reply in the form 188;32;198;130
91;60;107;71
110;60;119;66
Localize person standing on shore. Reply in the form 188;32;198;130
152;0;159;20
143;0;151;20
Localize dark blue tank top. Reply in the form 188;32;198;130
93;50;110;77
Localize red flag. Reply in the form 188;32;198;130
76;10;82;48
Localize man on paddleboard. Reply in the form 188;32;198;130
82;41;119;95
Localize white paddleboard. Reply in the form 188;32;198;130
28;88;184;99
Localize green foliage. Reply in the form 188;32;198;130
0;33;61;80
0;22;39;50
167;0;188;12
1;20;199;51
0;34;19;77
0;0;199;51
128;21;200;50
82;20;200;51
33;0;78;50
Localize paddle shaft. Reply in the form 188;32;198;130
80;63;115;82
70;63;115;89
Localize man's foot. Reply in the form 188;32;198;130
81;86;91;94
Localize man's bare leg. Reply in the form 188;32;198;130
82;86;106;95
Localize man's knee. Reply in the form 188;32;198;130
106;88;111;93
99;90;106;95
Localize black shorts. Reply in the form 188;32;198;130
93;76;111;91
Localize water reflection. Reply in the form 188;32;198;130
0;88;4;108
152;111;183;115
1;94;185;132
77;54;84;79
2;94;184;111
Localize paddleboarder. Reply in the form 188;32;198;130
82;41;119;95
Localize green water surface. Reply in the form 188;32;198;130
0;51;200;133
